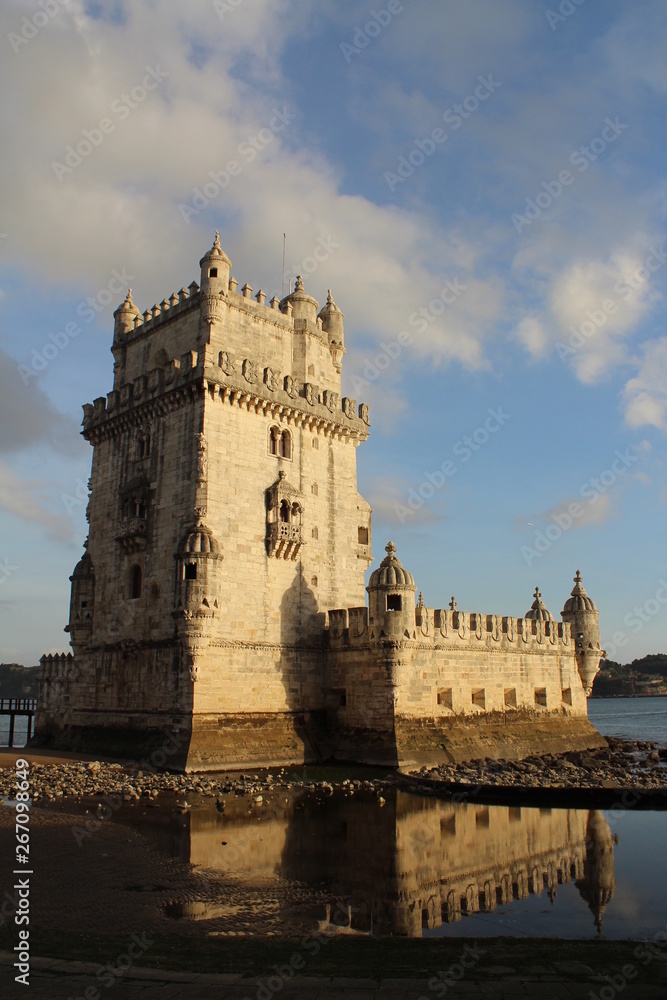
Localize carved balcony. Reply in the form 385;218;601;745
267;521;303;560
115;517;147;553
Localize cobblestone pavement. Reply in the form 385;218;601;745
1;953;667;999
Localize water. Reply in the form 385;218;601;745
588;696;667;746
38;785;666;941
0;715;30;748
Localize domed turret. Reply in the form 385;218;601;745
199;231;231;297
525;587;553;621
113;289;140;342
561;571;603;695
575;810;616;934
367;542;416;637
318;290;345;369
280;275;319;324
65;547;95;656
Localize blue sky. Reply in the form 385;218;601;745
0;0;665;665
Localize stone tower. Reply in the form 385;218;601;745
37;234;372;768
561;571;604;695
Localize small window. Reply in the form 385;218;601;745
472;688;486;709
308;364;315;375
312;437;319;449
311;575;318;587
81;600;88;609
311;483;318;496
312;526;318;539
184;564;197;581
269;426;280;456
358;526;369;545
133;500;146;519
280;500;290;523
535;687;547;708
437;688;453;710
562;687;572;706
209;267;218;277
386;594;402;611
280;430;291;459
509;807;522;823
504;688;517;709
129;565;142;600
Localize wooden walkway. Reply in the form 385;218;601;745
0;697;36;747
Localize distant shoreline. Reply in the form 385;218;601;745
589;692;667;700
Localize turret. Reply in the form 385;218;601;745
561;571;603;695
199;230;231;295
280;275;319;325
525;586;553;623
367;542;416;638
113;289;140;343
318;290;345;371
173;522;223;681
575;810;615;934
65;547;94;657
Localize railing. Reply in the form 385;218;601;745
0;699;37;748
0;698;37;712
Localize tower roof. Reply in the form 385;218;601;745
367;542;415;590
317;289;344;323
525;586;553;621
199;230;231;269
562;570;598;614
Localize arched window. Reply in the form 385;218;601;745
280;430;291;459
269;426;280;456
280;500;290;523
129;565;142;600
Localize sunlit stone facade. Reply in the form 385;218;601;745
36;235;604;769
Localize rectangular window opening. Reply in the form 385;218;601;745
184;564;197;581
358;526;369;545
472;688;486;709
386;594;402;612
437;688;453;710
534;687;547;708
504;687;517;710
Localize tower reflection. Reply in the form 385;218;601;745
146;790;615;937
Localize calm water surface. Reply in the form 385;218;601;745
4;696;667;939
588;695;667;745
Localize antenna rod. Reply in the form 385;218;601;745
281;233;286;298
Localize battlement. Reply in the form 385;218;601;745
39;652;76;678
83;345;370;440
327;605;572;653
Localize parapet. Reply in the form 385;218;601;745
327;604;573;652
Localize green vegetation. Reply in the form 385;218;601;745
0;663;40;698
591;654;667;698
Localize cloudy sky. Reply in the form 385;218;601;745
0;0;665;665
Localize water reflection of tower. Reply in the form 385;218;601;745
575;810;616;934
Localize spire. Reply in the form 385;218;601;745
294;275;304;292
385;541;397;557
525;586;553;621
449;596;457;611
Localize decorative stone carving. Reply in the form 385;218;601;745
342;396;356;419
242;359;257;383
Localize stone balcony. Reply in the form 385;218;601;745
267;521;303;560
115;516;147;553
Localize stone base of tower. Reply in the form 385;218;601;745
183;712;334;772
31;713;192;771
393;712;608;769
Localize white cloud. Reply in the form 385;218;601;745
0;461;74;542
623;337;667;431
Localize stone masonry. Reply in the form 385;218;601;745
36;234;605;770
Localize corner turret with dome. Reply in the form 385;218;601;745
561;570;604;695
